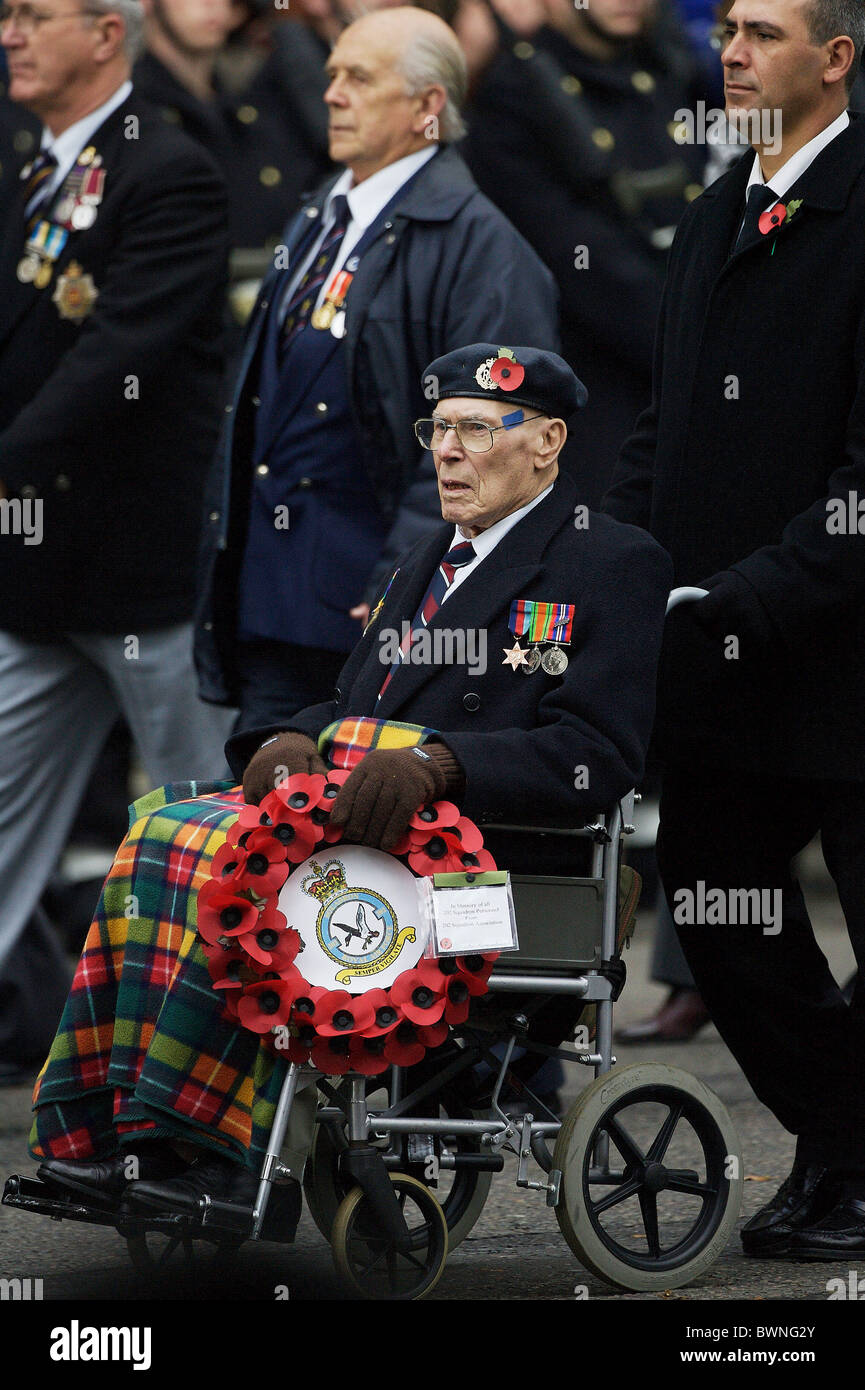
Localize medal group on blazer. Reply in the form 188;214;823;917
503;599;575;675
16;143;103;320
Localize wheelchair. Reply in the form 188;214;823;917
3;791;743;1300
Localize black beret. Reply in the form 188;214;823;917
422;343;588;418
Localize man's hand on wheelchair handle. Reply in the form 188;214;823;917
242;731;328;804
329;745;464;851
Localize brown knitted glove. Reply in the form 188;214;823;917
242;731;328;805
329;744;463;851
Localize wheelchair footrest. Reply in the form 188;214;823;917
2;1174;124;1229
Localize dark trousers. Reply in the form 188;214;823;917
233;638;346;737
657;772;865;1169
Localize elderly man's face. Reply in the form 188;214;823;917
1;2;104;115
324;18;429;180
721;0;835;123
430;397;559;536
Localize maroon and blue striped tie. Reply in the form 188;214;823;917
378;540;475;699
280;193;350;355
23;149;58;228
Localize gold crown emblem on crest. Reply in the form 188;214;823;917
302;859;348;905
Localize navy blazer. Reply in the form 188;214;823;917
226;473;673;826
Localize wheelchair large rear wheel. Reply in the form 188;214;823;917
304;1079;491;1250
331;1172;448;1301
554;1063;742;1292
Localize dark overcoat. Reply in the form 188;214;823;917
226;473;673;827
0;96;229;634
195;145;560;706
604;115;865;779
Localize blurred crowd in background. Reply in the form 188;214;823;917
0;0;853;1066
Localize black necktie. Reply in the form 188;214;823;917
733;183;779;254
280;193;351;353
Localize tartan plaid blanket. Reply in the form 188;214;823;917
318;717;438;769
30;781;289;1168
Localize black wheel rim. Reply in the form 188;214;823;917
580;1084;731;1272
342;1181;446;1299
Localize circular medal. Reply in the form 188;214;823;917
310;301;336;330
16;254;39;284
71;203;96;230
330;309;346;339
541;646;569;676
521;648;541;674
56;196;75;223
34;261;53;289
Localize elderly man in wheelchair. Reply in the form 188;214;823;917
11;343;724;1294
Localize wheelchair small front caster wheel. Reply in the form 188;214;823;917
125;1229;243;1275
554;1062;742;1292
331;1172;448;1300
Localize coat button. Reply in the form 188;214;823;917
315;401;328;414
260;166;281;187
224;403;233;413
385;233;396;244
209;510;219;522
251;395;261;407
298;477;313;489
21;484;37;499
54;474;71;491
256;464;269;477
237;104;258;124
259;299;269;311
203;621;213;631
304;206;319;219
463;693;481;712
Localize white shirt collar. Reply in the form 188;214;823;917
451;481;556;560
746;109;849;199
324;145;438;231
41;79;133;191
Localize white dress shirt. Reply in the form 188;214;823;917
279;145;438;321
440;482;555;605
38;80;133;206
746;109;850;200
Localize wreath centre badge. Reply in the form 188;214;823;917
279;844;428;989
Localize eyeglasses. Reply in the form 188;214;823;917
414;413;546;454
0;3;101;31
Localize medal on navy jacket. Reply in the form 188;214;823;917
310;253;359;337
507;599;575;674
15;144;105;297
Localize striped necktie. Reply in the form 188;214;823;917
378;540;475;700
23;149;58;227
280;193;351;354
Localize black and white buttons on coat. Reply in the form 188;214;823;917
463;693;481;712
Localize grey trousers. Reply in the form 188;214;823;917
650;893;696;990
0;624;235;972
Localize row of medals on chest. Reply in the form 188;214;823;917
17;145;104;291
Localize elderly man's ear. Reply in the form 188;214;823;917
536;418;566;470
410;84;447;136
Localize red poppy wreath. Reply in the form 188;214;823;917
198;770;499;1074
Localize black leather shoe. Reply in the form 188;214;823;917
38;1147;187;1209
788;1195;865;1261
125;1153;301;1241
741;1163;840;1256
